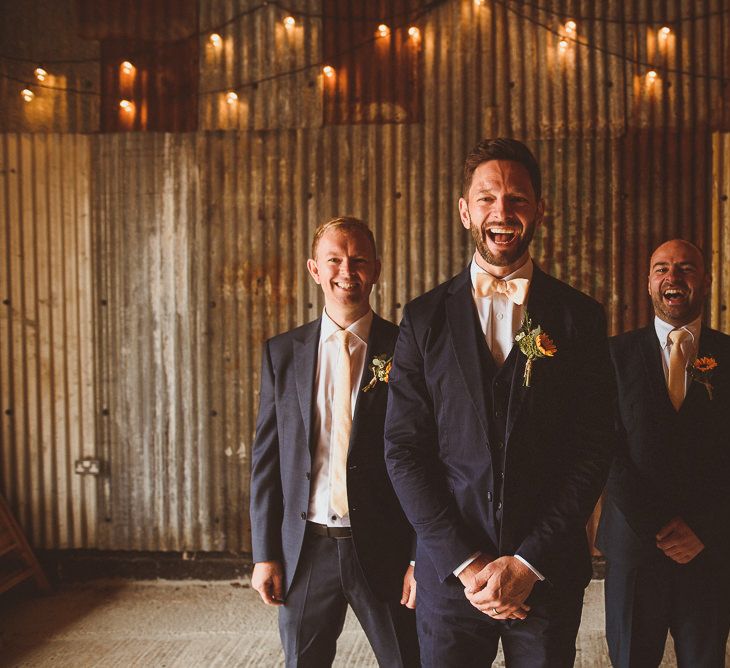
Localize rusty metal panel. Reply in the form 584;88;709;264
711;132;730;333
0;133;97;549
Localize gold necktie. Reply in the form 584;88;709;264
668;329;690;411
475;273;530;305
330;330;352;517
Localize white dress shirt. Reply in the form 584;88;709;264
654;315;701;399
453;254;544;581
307;308;372;527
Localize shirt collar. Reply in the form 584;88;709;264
654;314;702;350
320;308;373;346
469;254;534;291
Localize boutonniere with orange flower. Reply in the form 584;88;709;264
514;312;557;387
687;356;718;400
362;353;392;392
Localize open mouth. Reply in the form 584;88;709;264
486;226;519;246
334;281;360;291
662;287;687;305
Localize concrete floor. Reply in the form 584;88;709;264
0;579;706;667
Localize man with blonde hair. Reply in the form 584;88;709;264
250;217;418;666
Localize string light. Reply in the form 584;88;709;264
283;16;295;29
474;0;484;5
121;61;135;75
659;25;671;37
34;67;47;82
558;39;569;51
564;19;577;34
119;99;134;112
376;24;390;38
21;88;34;102
646;70;658;82
209;33;222;47
225;91;238;104
322;65;335;78
408;26;421;40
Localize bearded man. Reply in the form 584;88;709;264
384;138;615;667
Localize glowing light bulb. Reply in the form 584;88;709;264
226;91;238;104
119;99;134;112
283;16;295;28
209;33;222;47
646;70;658;82
322;65;335;78
558;39;569;51
408;26;420;40
377;24;390;38
21;88;34;102
474;0;484;5
121;61;135;75
34;68;47;82
660;26;671;36
565;19;577;34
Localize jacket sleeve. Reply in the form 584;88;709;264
515;304;616;577
384;304;478;582
249;340;284;563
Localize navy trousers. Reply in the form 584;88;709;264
416;580;584;668
278;530;419;668
604;554;730;668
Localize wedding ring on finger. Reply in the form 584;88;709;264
492;607;500;616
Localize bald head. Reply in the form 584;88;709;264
647;239;710;327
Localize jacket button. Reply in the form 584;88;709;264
496;501;503;510
300;512;306;520
495;441;504;450
495;410;503;419
305;472;311;480
497;471;504;480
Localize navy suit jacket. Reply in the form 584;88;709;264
384;265;615;599
249;313;413;601
597;325;730;567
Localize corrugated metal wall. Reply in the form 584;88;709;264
1;0;730;551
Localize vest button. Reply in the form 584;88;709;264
496;501;503;510
301;512;307;520
495;410;503;419
305;472;311;480
497;471;504;480
495;441;504;450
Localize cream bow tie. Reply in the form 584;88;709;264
475;273;530;305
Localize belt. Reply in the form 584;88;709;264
306;521;352;539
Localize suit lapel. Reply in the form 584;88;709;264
349;314;388;452
446;268;490;439
293;319;320;451
682;325;718;412
504;267;551;443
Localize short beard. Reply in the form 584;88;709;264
468;211;535;267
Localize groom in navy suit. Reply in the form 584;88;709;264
385;138;615;666
249;217;418;667
597;239;730;667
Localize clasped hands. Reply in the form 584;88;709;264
458;554;538;621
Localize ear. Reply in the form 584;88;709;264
535;199;545;227
372;258;382;284
306;258;321;285
458;198;471;231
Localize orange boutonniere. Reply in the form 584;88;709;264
514;313;557;387
362;354;392;392
687;356;718;400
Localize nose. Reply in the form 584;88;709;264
340;258;355;274
666;264;681;282
491;196;511;221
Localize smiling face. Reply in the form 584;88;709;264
648;239;709;327
458;160;544;277
306;226;381;326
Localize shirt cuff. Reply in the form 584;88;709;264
515;554;545;581
409;560;415;567
453;552;482;577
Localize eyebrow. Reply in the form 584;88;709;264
651;260;697;269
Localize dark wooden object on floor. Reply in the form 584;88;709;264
0;494;49;594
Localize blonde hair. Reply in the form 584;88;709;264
311;216;378;259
